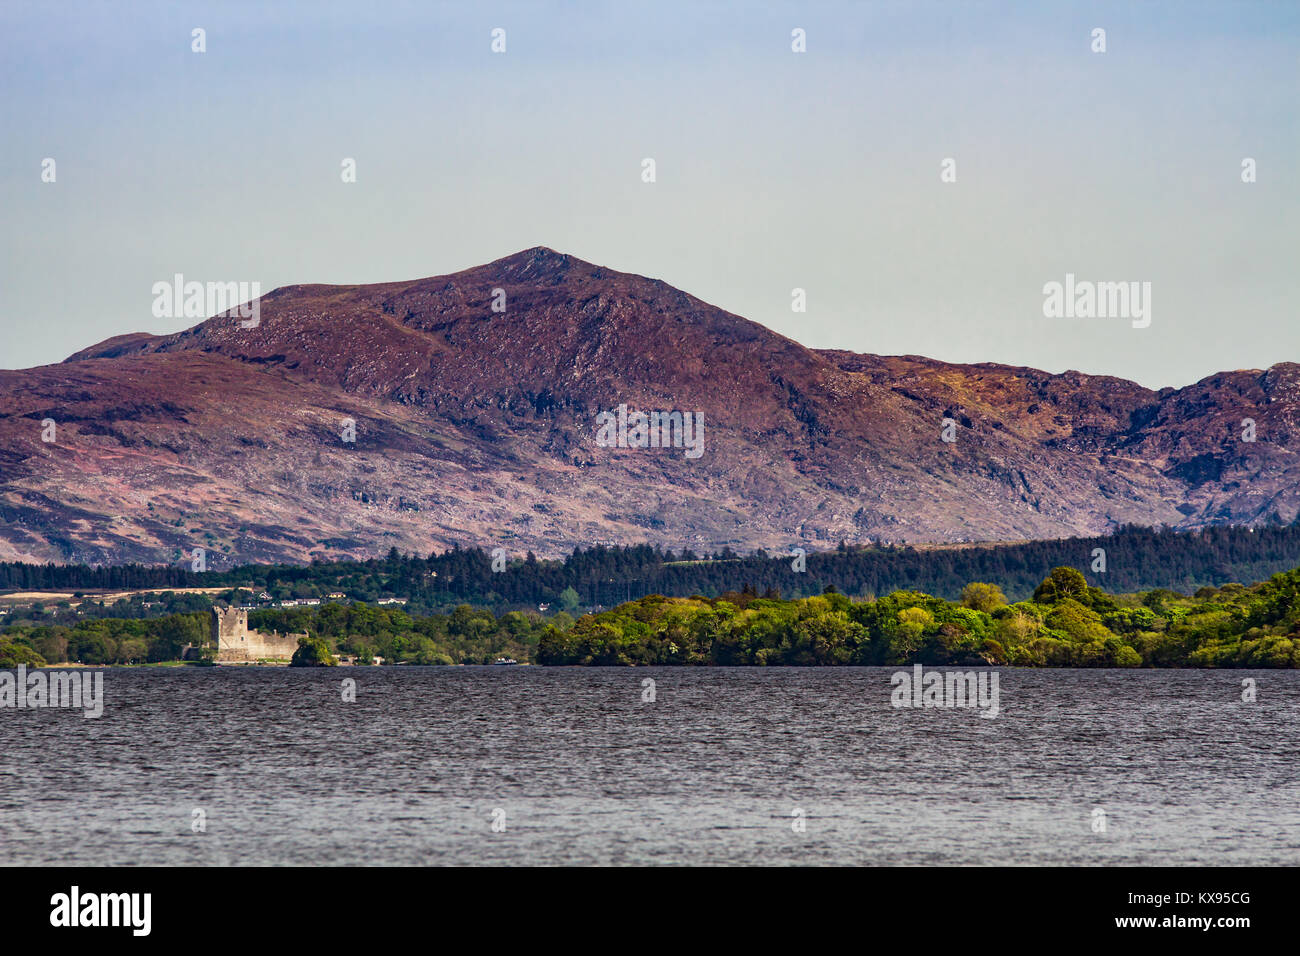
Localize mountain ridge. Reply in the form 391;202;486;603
1;247;1296;567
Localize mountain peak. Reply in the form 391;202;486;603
490;245;583;280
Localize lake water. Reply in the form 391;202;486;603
2;667;1298;865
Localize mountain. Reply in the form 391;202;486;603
1;247;1296;567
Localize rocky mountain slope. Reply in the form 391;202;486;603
1;247;1295;567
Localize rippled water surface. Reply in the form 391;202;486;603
2;667;1298;865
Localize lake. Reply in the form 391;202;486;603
2;666;1298;865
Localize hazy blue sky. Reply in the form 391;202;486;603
2;0;1296;387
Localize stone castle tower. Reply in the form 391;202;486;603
211;606;249;645
210;606;304;663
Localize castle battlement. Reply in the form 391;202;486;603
211;607;305;663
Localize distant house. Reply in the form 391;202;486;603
326;592;345;599
376;597;407;606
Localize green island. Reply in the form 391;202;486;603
3;564;1300;668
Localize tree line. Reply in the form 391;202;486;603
3;522;1300;613
4;563;1300;668
538;566;1300;668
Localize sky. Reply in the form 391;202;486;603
1;0;1296;388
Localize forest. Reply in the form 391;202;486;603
536;566;1300;668
3;522;1300;616
3;563;1300;668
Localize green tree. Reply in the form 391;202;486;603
150;613;203;662
0;641;46;668
289;635;337;667
1033;567;1089;604
961;582;1008;613
558;587;581;613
